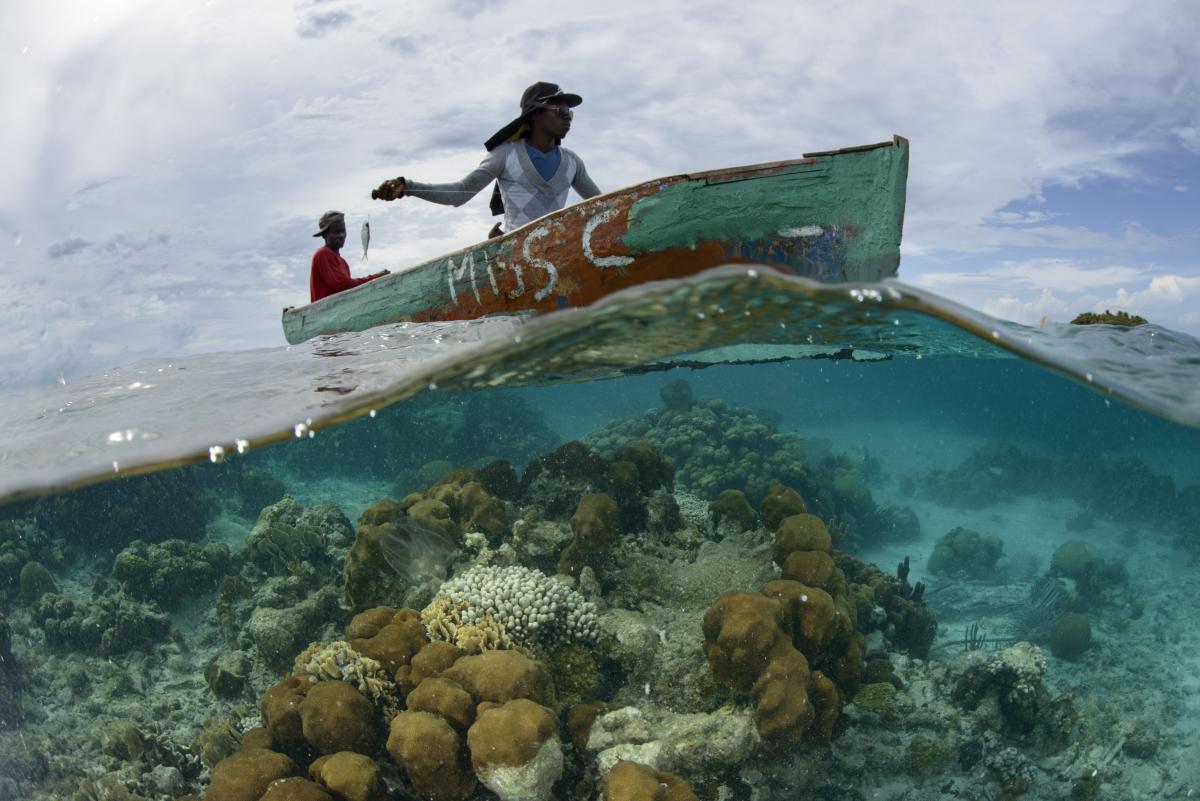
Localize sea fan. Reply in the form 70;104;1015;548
1008;575;1069;641
379;517;461;585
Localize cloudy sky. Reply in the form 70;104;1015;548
2;0;1197;391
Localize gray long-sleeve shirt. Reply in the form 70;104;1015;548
404;140;601;232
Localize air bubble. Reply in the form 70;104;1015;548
236;439;250;454
991;330;1001;340
1085;372;1093;383
368;409;377;418
209;446;226;464
747;269;758;278
294;423;308;438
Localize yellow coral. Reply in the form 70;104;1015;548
421;595;513;653
294;641;403;722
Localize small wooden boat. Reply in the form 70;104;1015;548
282;136;909;345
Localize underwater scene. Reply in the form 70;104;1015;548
1;272;1199;801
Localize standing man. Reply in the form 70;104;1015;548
371;82;601;236
309;211;389;303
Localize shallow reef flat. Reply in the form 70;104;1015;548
0;384;1198;801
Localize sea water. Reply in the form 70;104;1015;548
0;267;1197;800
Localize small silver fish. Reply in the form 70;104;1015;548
361;218;370;260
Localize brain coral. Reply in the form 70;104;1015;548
422;566;598;653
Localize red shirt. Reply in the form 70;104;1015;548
310;246;381;303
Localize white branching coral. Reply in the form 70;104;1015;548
422;565;599;653
294;640;403;721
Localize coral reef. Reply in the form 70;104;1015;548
111;539;231;608
521;440;677;538
5;466;217;552
951;642;1072;741
0;518;61;601
836;555;937;658
2;422;1192;801
585;393;914;549
30;591;170;655
921;443;1200;550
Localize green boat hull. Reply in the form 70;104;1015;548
282;136;909;344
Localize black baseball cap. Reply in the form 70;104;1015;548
519;82;583;115
486;81;583;152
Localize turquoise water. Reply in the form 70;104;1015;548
0;268;1198;800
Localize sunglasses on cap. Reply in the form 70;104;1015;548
537;103;573;120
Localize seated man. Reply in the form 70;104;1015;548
370;81;600;235
309;210;388;303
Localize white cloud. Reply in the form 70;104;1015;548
991;210;1062;225
982;288;1072;326
2;0;1200;389
911;258;1147;292
1094;274;1200;310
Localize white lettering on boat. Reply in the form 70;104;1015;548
497;257;525;298
523;226;558;302
446;252;482;305
445;207;635;308
583;208;634;269
482;251;498;295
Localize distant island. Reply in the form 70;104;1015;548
1069;309;1148;327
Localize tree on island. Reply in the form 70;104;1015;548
1069;309;1148;327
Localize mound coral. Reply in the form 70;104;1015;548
387;647;559;801
601;759;699;801
387;710;476;801
708;489;758;532
111;538;231;607
926;527;1003;579
1048;613;1091;660
205;748;300;801
309;751;386;801
467;698;563;801
559;493;621;577
299;680;379;755
702;490;866;748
